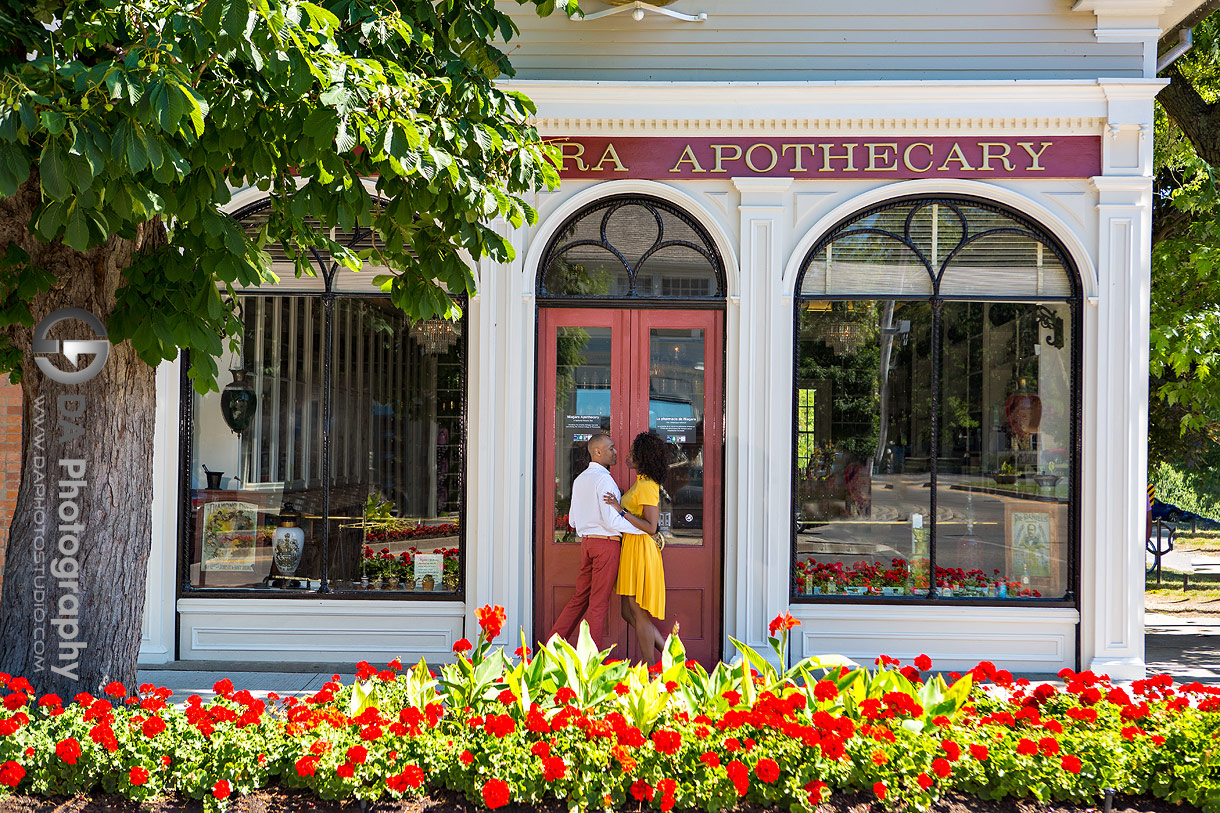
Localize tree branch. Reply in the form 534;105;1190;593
1158;65;1220;166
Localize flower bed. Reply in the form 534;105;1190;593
793;558;1043;598
1;608;1217;813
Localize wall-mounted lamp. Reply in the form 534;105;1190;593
572;1;708;23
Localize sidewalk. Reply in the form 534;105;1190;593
135;617;1220;700
1145;612;1220;683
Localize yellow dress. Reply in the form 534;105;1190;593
614;475;666;620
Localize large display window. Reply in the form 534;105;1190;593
791;198;1079;603
180;200;465;598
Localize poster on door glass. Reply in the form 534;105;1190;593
566;414;607;443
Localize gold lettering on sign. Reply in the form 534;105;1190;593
710;144;742;173
903;142;935;172
938;142;976;172
745;143;778;173
819;143;859;172
978;142;1015;172
669;144;707;173
559;142;588;172
591;143;629;172
781;144;817;172
866;143;899;172
1016;141;1053;171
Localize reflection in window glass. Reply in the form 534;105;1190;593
935;302;1070;599
792;197;1077;603
552;327;613;544
186;295;464;595
794;301;932;597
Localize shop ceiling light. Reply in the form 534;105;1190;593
410;318;461;355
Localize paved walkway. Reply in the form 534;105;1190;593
135;616;1220;700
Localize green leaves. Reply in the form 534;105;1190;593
0;0;570;388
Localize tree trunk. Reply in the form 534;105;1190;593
1157;66;1220;168
0;176;164;698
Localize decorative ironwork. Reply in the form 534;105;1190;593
538;195;725;301
1035;304;1066;349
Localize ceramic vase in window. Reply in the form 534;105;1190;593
220;369;258;434
273;503;305;577
1004;377;1042;439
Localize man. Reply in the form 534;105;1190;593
547;433;638;652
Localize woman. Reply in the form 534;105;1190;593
603;431;671;662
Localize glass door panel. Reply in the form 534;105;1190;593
553;326;614;545
648;328;706;546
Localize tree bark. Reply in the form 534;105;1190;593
1158;65;1220;168
0;175;165;698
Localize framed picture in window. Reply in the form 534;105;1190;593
1004;504;1063;597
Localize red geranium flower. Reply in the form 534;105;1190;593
453;638;473;654
700;751;720;769
630;780;655;801
873;781;887;801
295;755;320;777
932;757;952;778
142;717;166;738
969;743;989;761
651;729;682;755
543;757;567;782
915;654;932;671
482;778;511;809
0;761;24;788
754;757;780;783
1061;755;1082;774
401;764;425;788
726;760;749;796
104;681;126;699
129;766;149;786
213;780;231;800
1016;738;1038;756
814;680;838;702
347;745;368;764
917;772;933;790
460;749;474;765
871;750;888;765
55;737;81;765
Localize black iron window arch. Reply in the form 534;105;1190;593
537;195;726;304
790;195;1082;606
178;196;468;599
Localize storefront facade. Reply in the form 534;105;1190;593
137;0;1199;679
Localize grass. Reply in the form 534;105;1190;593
1146;566;1220;615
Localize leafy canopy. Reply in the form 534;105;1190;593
0;0;577;389
1150;11;1220;467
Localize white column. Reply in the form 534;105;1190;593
1081;175;1152;680
139;356;181;665
726;178;793;659
467;218;534;648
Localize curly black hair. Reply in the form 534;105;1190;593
630;431;668;486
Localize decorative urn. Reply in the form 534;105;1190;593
273;503;306;577
220;369;258;434
1004;377;1042;438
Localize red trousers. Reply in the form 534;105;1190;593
547;535;621;653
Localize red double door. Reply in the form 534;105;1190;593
535;308;723;666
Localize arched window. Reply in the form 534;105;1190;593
791;197;1079;605
538;195;725;301
182;197;466;598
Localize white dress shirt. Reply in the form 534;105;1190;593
569;462;638;538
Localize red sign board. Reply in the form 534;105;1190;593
553;136;1100;180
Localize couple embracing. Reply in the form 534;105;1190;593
547;432;672;662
